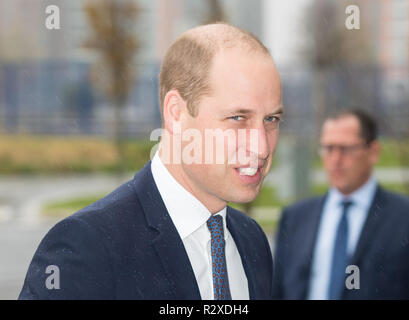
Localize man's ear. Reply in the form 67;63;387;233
162;90;186;134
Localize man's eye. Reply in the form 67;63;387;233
265;115;280;123
230;115;245;121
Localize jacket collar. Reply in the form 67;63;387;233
225;208;259;299
350;185;386;266
132;161;202;299
132;161;263;300
300;195;328;299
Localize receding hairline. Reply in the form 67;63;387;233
159;23;274;122
177;22;271;56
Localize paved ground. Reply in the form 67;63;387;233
0;168;407;299
0;219;58;299
0;173;132;300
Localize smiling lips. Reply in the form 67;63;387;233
234;166;263;185
237;167;258;176
236;160;266;177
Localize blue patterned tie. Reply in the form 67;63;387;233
207;215;232;300
328;200;353;300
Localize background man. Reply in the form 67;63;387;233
19;23;282;299
273;109;409;299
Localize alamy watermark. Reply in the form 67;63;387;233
45;5;60;30
345;5;360;30
345;264;360;290
149;123;264;168
45;265;60;290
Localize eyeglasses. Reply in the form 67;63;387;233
318;143;369;156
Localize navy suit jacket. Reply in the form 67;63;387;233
19;161;273;299
272;186;409;300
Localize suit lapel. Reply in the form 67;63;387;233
226;208;259;299
350;186;385;266
296;196;327;299
132;162;201;299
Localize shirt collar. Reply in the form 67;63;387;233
328;175;378;210
151;152;228;240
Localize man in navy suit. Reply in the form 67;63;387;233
19;23;283;299
273;109;409;300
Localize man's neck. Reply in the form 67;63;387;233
158;152;227;214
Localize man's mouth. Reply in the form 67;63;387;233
237;167;258;176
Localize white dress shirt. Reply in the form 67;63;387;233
307;176;377;300
150;152;249;300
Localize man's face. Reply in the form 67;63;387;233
178;48;282;211
320;115;380;195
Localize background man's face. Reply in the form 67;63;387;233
179;48;282;209
320;115;380;195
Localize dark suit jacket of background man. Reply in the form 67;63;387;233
272;186;409;299
19;161;273;299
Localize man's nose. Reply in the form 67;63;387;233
248;126;269;160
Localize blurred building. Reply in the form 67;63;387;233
377;0;409;135
1;0;405;138
0;0;263;137
0;0;160;136
263;0;409;135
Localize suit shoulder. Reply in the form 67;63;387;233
282;195;325;217
381;188;409;206
379;187;409;218
38;212;103;250
70;178;141;225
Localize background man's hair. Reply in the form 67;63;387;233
158;22;270;123
326;108;378;144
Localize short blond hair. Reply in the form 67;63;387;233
159;23;270;121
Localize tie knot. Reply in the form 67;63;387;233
341;199;354;209
207;215;224;235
